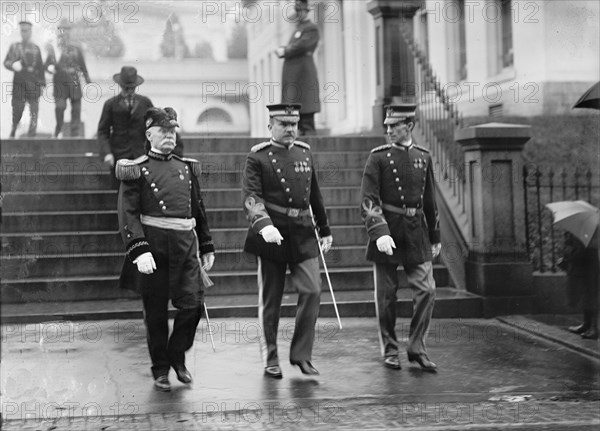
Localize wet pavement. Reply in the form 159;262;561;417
1;317;599;430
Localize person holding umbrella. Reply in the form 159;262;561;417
548;200;600;340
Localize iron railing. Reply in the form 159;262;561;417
523;165;598;272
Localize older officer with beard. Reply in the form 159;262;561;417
360;104;441;371
116;107;215;391
242;104;332;378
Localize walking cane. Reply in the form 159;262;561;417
309;206;342;330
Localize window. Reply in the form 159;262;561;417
500;0;513;68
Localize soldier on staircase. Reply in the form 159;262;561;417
242;104;333;379
116;107;215;392
360;104;441;372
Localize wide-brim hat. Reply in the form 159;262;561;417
145;107;179;129
113;66;144;87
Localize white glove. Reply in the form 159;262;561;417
201;252;215;272
259;225;284;245
376;235;396;256
431;243;442;258
134;252;156;274
320;235;333;254
275;47;285;58
12;61;22;72
104;153;115;167
47;64;56;74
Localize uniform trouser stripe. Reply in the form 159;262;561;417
257;257;268;366
373;261;436;358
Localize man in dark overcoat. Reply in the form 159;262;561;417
360;104;441;371
44;19;91;137
116;107;215;391
3;21;45;138
98;66;153;166
276;0;320;135
242;103;333;378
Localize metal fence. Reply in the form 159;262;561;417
523;165;598;272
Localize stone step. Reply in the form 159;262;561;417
1;265;451;304
0;287;482;323
1;225;369;255
1;246;392;278
2;204;362;233
1;151;370;176
1;136;385;155
2;167;364;192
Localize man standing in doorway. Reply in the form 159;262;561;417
360;104;441;371
242;104;332;378
3;21;45;138
276;0;320;136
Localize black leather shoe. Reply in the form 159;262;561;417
264;365;283;379
581;329;599;340
384;356;401;369
173;365;193;384
568;324;589;334
290;360;320;375
407;353;437;371
154;375;171;392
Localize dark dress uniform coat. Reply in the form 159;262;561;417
361;143;440;266
98;94;154;161
243;140;331;260
117;151;214;309
281;19;321;115
44;43;90;100
3;41;45;100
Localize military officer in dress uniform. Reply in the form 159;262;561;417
44;19;91;137
276;0;320;135
116;107;215;391
242;103;333;378
360;104;441;371
3;21;46;138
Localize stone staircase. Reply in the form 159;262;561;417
1;136;482;322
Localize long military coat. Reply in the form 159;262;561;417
116;151;214;308
281;19;321;115
360;142;440;266
242;140;331;263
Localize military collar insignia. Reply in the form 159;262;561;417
270;138;294;150
295;141;310;150
391;142;413;151
148;150;172;161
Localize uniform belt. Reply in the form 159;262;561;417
140;214;196;231
264;202;310;218
381;203;421;217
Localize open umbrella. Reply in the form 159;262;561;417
573;81;600;110
546;200;600;247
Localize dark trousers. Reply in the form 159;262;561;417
142;294;203;379
11;96;39;137
299;113;316;136
374;261;436;358
257;257;321;367
55;97;81;136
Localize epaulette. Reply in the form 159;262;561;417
115;155;148;181
371;144;392;153
178;156;202;178
414;145;430;153
295;141;311;150
251;142;272;153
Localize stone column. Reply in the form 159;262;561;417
456;123;534;316
367;0;422;129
